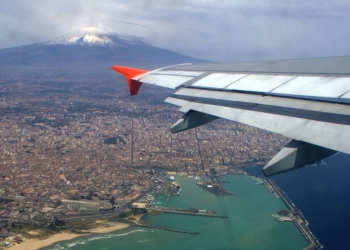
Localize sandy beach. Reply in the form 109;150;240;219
132;213;145;225
10;222;131;250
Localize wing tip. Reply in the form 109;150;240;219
111;65;148;96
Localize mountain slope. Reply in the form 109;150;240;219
0;34;208;69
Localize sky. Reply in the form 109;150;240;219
1;0;350;62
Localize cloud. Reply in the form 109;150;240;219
78;25;119;35
1;0;350;62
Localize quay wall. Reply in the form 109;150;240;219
146;206;228;218
137;225;200;234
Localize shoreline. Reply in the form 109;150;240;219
9;222;131;250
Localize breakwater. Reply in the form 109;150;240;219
146;206;228;218
267;179;321;250
137;225;200;234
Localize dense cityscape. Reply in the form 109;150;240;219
1;0;349;248
0;67;289;226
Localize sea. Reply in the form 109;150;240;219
42;153;350;250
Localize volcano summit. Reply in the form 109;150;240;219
0;33;206;69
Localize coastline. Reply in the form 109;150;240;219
9;222;131;250
9;172;315;249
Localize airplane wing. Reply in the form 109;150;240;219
111;56;350;176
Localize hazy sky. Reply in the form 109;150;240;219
1;0;350;62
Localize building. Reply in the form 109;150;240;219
61;199;100;212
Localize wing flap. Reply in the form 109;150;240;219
140;74;193;89
172;88;350;117
171;100;350;155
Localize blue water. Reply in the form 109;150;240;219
246;153;350;249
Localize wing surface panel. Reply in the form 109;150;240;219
191;73;247;88
225;74;296;92
271;76;350;98
140;74;192;89
161;56;350;75
151;70;204;76
133;70;350;101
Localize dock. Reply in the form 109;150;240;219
146;206;228;218
197;183;235;196
137;225;200;234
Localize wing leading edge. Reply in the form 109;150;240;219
111;57;350;176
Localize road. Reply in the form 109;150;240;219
60;185;155;222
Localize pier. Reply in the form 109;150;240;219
146;206;228;218
197;182;235;196
137;225;200;234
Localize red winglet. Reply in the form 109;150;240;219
111;66;148;96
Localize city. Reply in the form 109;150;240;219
0;67;289;229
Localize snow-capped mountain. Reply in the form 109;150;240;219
45;33;146;47
0;32;208;69
46;34;114;46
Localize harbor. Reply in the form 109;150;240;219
130;171;319;249
142;174;310;249
157;170;321;249
205;168;322;250
156;170;321;249
36;174;311;250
